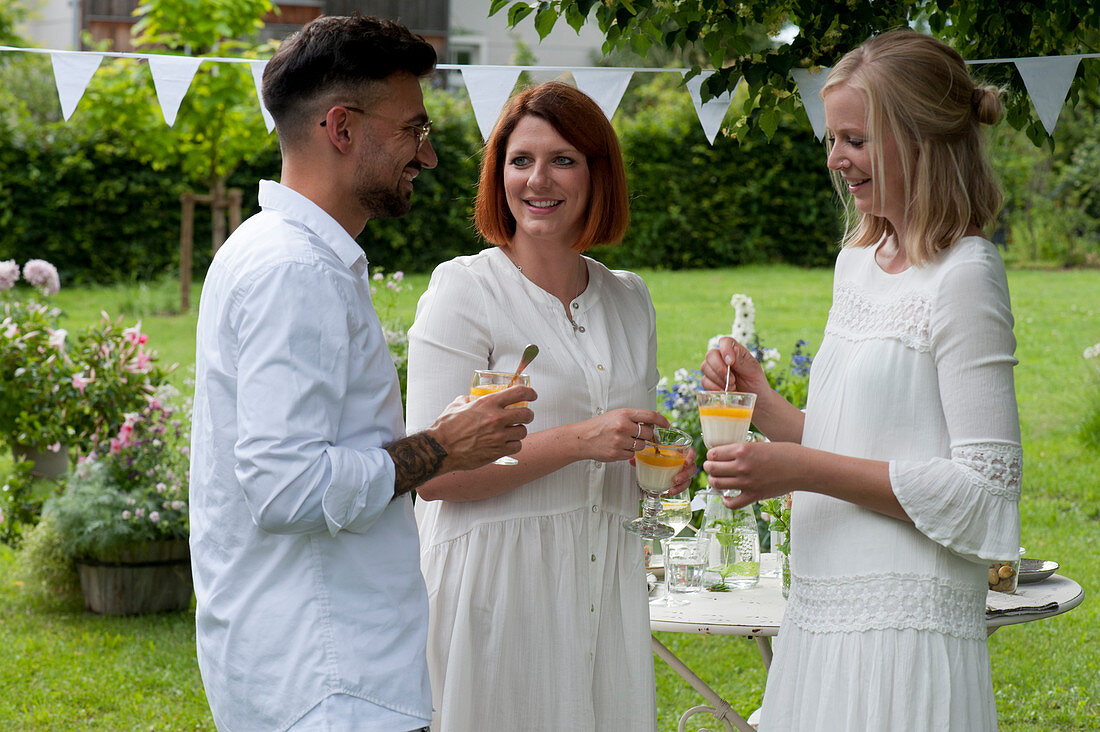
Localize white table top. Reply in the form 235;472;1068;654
649;573;1084;636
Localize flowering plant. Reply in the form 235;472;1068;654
0;258;171;452
43;388;191;560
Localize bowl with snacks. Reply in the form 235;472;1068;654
988;547;1025;594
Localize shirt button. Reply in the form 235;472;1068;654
594;461;603;469
590;604;595;612
572;302;579;309
591;554;596;562
592;505;599;513
595;407;604;415
578;325;586;333
596;364;604;371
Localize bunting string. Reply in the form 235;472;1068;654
2;44;1098;141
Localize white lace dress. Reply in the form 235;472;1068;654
759;237;1022;731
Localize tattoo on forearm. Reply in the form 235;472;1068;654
386;433;448;497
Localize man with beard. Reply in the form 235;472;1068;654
188;15;536;731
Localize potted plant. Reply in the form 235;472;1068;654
1;258;174;543
43;389;192;615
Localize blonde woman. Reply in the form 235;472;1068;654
702;30;1020;730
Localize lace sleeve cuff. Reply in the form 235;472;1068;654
891;441;1022;563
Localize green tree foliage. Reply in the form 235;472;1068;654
492;0;1100;146
77;0;277;192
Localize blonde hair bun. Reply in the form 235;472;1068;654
972;85;1004;126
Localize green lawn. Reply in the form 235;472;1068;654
2;265;1097;730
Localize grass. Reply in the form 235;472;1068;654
2;265;1098;730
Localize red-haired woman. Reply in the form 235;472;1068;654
406;81;692;731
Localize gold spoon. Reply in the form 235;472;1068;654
507;344;539;386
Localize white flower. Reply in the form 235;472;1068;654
48;328;67;350
1084;343;1100;360
761;347;780;371
729;293;756;344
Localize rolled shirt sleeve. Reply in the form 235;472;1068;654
230;254;400;537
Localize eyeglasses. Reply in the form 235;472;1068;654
320;106;433;153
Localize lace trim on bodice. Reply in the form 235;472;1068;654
953;441;1023;501
784;572;987;641
825;282;932;352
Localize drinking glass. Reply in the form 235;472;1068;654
470;369;531;465
704;506;760;589
660;497;692;536
696;390;756;497
653;536;708;607
623;426;692;539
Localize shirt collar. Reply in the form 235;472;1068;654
257;180;369;274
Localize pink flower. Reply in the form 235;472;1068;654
124;348;153;374
150;511;160;523
122;510;132;520
123;323;149;345
47;442;61;453
72;371;93;393
21;259;60;296
0;260;18;291
392;271;404;282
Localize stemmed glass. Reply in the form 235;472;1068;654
623;426;692;539
470;369;531;465
660;496;692;537
696;390;756;497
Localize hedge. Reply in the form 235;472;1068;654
0;78;842;283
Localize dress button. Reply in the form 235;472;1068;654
596;364;604;371
578;325;586;333
572;302;579;309
595;407;604;415
591;554;596;562
590;604;595;612
592;505;599;513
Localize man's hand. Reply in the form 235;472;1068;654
428;385;536;472
386;384;536;497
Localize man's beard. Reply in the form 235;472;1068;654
355;156;414;220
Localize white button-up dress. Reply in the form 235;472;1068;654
406;247;659;731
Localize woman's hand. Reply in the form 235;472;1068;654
570;408;670;463
704;441;803;510
664;447;698;496
700;336;771;395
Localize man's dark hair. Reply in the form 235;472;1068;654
262;14;437;142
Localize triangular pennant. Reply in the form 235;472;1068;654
1015;55;1081;136
461;67;522;140
49;51;103;121
147;55;204;126
248;60;275;133
571;68;634;120
791;67;831;140
684;71;736;145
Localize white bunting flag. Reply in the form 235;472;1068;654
461;67;522;140
50;51;103;121
1015;55;1082;136
148;55;204;126
249;60;275;133
790;67;831;140
684;71;737;145
572;68;634;120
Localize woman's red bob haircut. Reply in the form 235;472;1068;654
473;81;630;251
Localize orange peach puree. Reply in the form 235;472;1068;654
635;446;685;468
698;405;753;420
